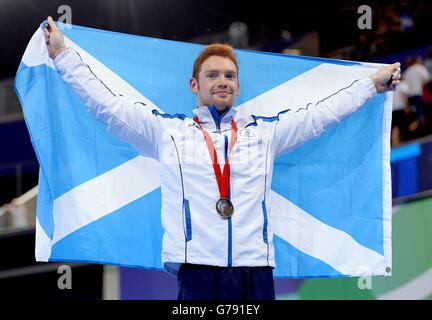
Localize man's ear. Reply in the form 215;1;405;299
189;78;198;93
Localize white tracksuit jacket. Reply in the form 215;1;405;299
53;48;377;276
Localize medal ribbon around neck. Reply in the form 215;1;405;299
193;115;238;209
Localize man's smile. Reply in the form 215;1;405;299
213;90;231;96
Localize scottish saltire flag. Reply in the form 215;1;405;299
15;22;392;278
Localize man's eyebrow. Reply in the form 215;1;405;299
205;69;237;74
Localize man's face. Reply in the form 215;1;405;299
190;56;239;111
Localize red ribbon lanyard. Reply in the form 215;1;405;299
193;116;238;198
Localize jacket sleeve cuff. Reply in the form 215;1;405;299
360;77;377;97
52;47;75;72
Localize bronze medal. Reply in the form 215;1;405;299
216;198;234;219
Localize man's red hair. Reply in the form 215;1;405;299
192;43;239;80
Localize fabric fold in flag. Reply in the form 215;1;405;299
15;21;392;278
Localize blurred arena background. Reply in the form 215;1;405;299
1;0;431;300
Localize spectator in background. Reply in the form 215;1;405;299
422;49;432;135
403;56;430;133
424;47;432;77
351;33;374;61
423;82;432;135
391;76;417;146
228;21;249;49
373;20;392;57
399;8;414;33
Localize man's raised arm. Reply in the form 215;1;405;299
44;16;161;159
273;63;401;155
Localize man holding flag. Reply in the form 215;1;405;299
43;16;400;300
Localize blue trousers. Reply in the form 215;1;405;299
177;264;275;300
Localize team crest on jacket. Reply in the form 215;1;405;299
238;128;257;140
